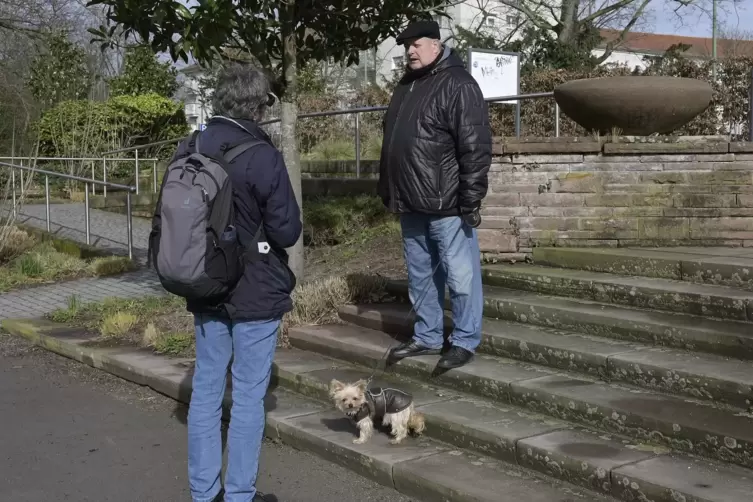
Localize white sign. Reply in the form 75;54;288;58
198;123;207;131
467;49;520;104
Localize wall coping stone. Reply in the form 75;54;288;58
494;137;752;155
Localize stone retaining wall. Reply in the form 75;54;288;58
481;138;753;258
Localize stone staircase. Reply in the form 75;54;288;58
272;246;753;502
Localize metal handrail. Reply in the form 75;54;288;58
0;156;158;162
1;160;135;259
100;90;559;156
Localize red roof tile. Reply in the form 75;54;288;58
599;29;753;58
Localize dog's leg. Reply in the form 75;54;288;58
387;408;410;445
353;417;373;444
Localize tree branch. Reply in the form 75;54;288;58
593;0;652;63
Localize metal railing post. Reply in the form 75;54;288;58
126;191;133;260
91;162;96;195
555;103;561;138
45;176;51;232
515;101;522;138
103;157;107;198
354;113;361;178
84;183;91;245
134;149;140;195
11;168;16;217
153;159;158;193
19;161;24;196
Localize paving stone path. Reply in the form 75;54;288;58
8;202;152;261
0;203;166;320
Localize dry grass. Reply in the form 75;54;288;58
0;226;136;292
100;311;138;338
280;273;392;347
0;226;36;262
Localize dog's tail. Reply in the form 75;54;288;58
408;409;426;436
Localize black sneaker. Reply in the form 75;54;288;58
252;493;269;502
436;346;473;369
388;340;442;361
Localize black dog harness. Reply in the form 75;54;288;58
352;387;413;422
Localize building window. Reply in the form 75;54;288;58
506;14;520;24
392;55;405;70
485;17;496;26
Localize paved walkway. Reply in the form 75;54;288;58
1;203;163;320
8;202;152;262
0;333;412;502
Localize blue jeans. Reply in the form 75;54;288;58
188;315;280;502
400;213;484;353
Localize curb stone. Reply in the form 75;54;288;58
1;317;615;502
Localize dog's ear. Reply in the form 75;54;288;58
354;379;368;392
329;379;344;397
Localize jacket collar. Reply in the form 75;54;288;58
209;115;272;142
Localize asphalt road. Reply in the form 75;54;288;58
0;332;414;502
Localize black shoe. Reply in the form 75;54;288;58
388;340;442;361
436;346;474;369
252;493;269;502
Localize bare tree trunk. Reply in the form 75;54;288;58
281;30;304;281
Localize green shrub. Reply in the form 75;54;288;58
89;256;135;276
35;93;189;166
303;195;396;246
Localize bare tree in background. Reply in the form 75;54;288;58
717;24;753;58
451;0;739;63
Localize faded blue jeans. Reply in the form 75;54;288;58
400;213;484;353
188;314;280;502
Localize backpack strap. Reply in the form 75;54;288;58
186;130;201;154
223;138;267;164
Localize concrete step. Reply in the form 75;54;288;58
339;303;753;409
0;318;611;502
532;247;753;290
481;264;753;321
384;280;753;360
285;325;753;470
280;329;753;502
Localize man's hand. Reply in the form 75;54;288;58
462;207;481;228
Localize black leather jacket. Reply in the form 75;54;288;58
378;47;492;216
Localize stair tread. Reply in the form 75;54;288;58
293;323;753;441
536;246;753;266
276;336;753;502
282;404;613;502
483;285;753;337
344;302;753;392
484;263;753;299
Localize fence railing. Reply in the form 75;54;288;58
1;160;136;259
98;90;559;189
0;156;159;198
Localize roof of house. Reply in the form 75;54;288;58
599;29;753;58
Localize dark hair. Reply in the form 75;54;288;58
211;63;271;121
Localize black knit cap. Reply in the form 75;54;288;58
396;20;441;46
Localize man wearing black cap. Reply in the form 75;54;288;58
379;19;491;370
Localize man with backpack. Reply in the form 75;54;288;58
149;63;301;502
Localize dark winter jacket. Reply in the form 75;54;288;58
378;47;492;216
352;387;413;422
152;116;302;321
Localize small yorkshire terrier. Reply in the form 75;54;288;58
329;378;426;445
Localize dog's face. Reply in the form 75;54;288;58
329;379;367;415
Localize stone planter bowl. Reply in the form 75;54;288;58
553;76;713;136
